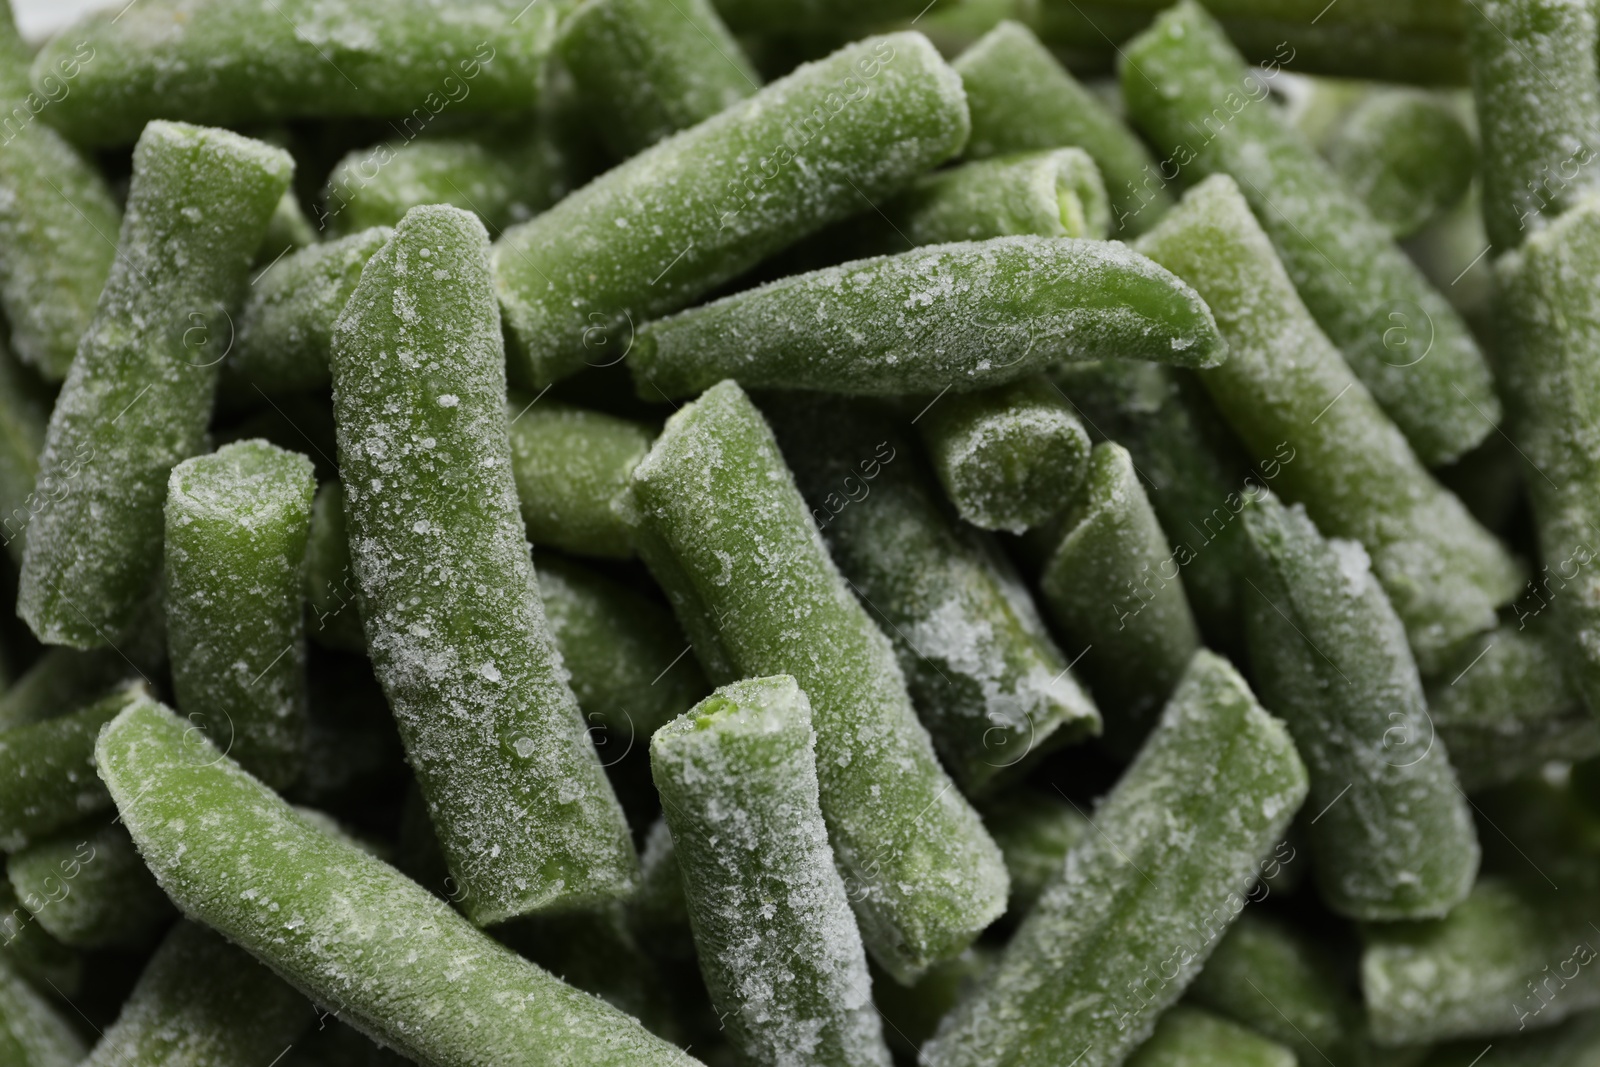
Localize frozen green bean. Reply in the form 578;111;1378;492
1134;173;1520;671
1426;624;1599;792
96;694;699;1067
1363;876;1600;1044
81;920;313;1067
7;824;173;950
556;0;759;160
17;121;293;649
1323;89;1477;239
1125;1005;1297;1067
0;0;120;381
0;880;79;998
766;393;1099;793
922;651;1309;1067
652;675;891;1067
1189;911;1371;1067
1036;442;1202;754
917;375;1092;534
1495;197;1600;717
32;0;571;147
507;397;654;559
227;227;392;396
954;22;1172;235
1241;494;1478;919
0;957;84;1067
0;646;139;734
1467;0;1600;251
980;789;1089;918
618;379;1007;982
495;32;969;386
1122;0;1499;467
331;204;635;923
303;481;367;654
630;236;1224;400
0;682;144;851
321;130;577;237
164;440;316;789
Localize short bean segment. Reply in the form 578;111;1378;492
30;0;569;147
618;380;1008;982
1133;173;1520;672
494;32;970;386
1467;0;1600;251
81;921;312;1067
953;21;1172;236
331;204;636;924
921;651;1309;1067
17;121;293;649
652;675;891;1067
227;227;392;396
0;682;145;852
1241;494;1478;920
917;376;1093;535
164;440;317;790
1035;442;1202;755
96;695;700;1067
629;236;1224;400
0;956;84;1067
507;397;654;559
7;824;174;950
1495;198;1600;718
0;0;121;381
556;0;760;160
765;393;1100;794
1122;0;1500;468
1124;1006;1296;1067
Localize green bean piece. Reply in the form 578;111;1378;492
1122;1;1499;468
711;0;926;31
495;32;970;387
1422;1011;1600;1066
1363;876;1600;1044
17;122;293;649
0;957;84;1067
0;1;120;381
303;481;367;654
917;375;1092;534
7;824;173;950
32;0;571;148
1467;0;1600;251
0;340;47;564
0;682;144;852
1036;441;1202;754
1134;174;1520;672
331;204;635;924
227;227;392;396
0;879;80;999
1426;624;1599;792
557;0;759;160
81;920;312;1067
618;380;1007;982
1125;1005;1297;1067
953;21;1172;236
630;236;1224;400
922;650;1309;1067
0;647;138;733
653;675;891;1067
1323;89;1477;239
1051;360;1255;647
537;552;708;745
164;440;316;790
1188;911;1371;1067
98;695;699;1066
766;394;1099;793
1495;198;1600;717
321;130;577;237
980;789;1089;918
507;397;654;559
1241;494;1478;919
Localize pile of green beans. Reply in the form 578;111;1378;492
2;0;1599;1064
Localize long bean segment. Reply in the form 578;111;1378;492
7;824;174;950
618;379;1007;982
